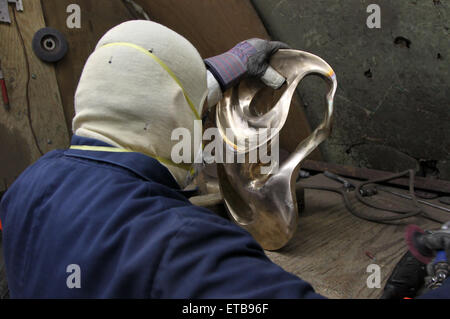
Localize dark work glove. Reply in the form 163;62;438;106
204;38;290;91
381;251;427;299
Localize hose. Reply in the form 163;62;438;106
298;170;445;225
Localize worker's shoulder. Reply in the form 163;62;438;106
27;149;65;167
34;149;65;162
4;149;65;188
14;149;68;179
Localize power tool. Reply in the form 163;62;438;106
405;223;449;291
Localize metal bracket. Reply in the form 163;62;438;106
0;0;23;24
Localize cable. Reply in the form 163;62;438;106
297;170;445;225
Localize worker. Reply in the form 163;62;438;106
0;20;448;299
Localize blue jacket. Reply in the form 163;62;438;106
0;135;323;298
2;135;449;299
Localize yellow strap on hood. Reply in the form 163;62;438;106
99;42;201;120
70;145;195;175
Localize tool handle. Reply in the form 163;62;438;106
1;78;9;106
324;171;352;188
435;250;447;263
381;251;427;299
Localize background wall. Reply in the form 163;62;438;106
252;0;449;180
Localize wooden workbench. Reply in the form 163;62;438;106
264;173;445;299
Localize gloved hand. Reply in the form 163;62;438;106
205;38;290;92
422;225;450;260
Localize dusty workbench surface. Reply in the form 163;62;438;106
263;173;446;299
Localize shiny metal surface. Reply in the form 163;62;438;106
216;49;337;250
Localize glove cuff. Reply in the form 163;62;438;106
204;41;257;90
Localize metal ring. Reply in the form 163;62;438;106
32;27;68;63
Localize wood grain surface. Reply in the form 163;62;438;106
41;0;134;134
265;173;444;298
0;0;69;191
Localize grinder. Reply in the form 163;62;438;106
382;223;449;298
405;223;449;291
405;224;434;264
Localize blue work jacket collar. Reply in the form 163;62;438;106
65;135;185;192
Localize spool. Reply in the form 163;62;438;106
32;27;68;63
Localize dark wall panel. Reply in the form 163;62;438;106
252;0;450;179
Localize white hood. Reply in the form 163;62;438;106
73;20;208;187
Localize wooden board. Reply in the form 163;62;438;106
41;0;134;135
265;174;443;298
139;0;269;57
0;0;69;191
